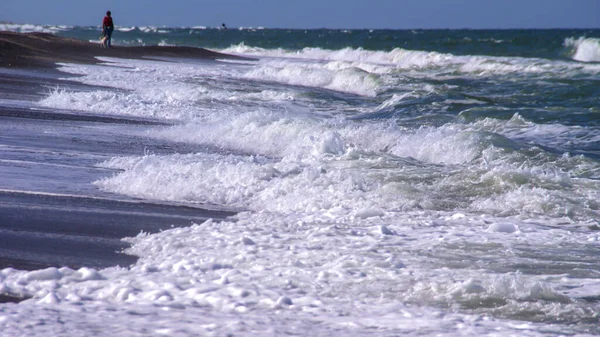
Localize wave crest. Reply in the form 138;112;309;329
0;23;71;34
222;43;454;69
564;37;600;63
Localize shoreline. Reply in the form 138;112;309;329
0;189;235;303
0;31;251;68
0;53;238;303
0;189;235;271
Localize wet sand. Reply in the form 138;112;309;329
0;190;235;271
0;39;239;293
0;31;250;68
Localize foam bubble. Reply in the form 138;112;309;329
486;222;519;233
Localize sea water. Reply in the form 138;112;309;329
1;24;600;336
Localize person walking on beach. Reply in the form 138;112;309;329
101;11;114;48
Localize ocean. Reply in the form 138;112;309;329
1;23;600;336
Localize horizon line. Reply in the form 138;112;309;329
1;21;599;31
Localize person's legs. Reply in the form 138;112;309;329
106;28;113;48
102;28;108;47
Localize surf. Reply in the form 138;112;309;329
565;36;600;62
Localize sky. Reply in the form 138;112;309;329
1;0;599;29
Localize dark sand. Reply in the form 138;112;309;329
0;31;250;68
0;33;240;302
0;188;235;303
0;190;235;271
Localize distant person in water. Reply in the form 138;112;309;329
221;23;227;30
101;11;114;48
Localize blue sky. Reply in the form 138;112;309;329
2;0;599;29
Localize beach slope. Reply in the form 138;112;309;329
0;31;248;68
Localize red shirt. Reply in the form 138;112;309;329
103;16;113;28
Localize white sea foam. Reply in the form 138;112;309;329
0;23;71;34
565;36;600;63
4;45;600;336
223;43;600;79
1;210;596;336
223;44;457;69
41;58;600;220
116;26;136;32
242;59;381;96
138;26;162;33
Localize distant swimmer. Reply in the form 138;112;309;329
221;23;227;30
101;11;114;48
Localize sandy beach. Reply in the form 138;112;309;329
0;31;248;68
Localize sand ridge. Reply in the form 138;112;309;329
0;31;250;68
